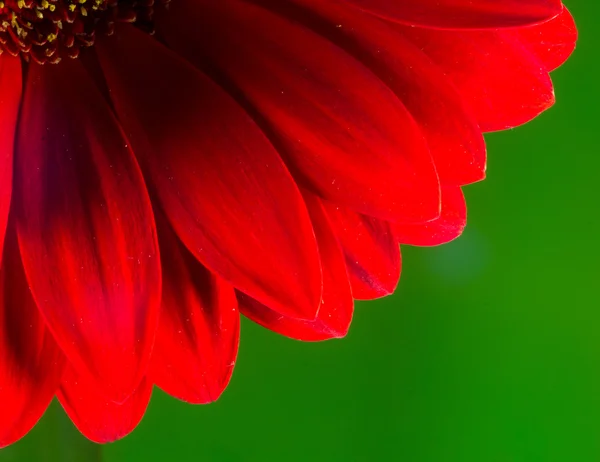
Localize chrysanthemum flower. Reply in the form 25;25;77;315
0;0;576;446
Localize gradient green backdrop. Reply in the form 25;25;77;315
2;1;596;460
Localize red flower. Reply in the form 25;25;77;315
0;0;576;446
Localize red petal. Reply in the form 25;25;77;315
393;188;467;246
96;25;322;321
58;368;152;444
156;0;440;222
270;0;485;186
150;215;239;404
0;229;65;448
511;7;577;72
399;25;555;132
0;56;21;265
343;0;563;29
14;59;161;402
323;203;400;300
239;192;353;341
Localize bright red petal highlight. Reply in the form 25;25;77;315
14;58;161;402
96;25;322;321
323;203;400;300
239;192;353;341
343;0;563;29
150;216;240;404
399;25;555;132
0;230;65;448
58;368;152;444
0;56;21;265
157;0;440;223
393;188;467;247
511;7;577;72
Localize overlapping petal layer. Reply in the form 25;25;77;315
323;203;401;300
239;192;353;341
97;25;323;321
14;58;161;402
393;188;467;247
0;0;576;446
157;0;440;223
399;25;555;131
277;0;487;186
0;231;65;448
150;216;240;404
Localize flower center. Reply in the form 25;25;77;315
0;0;156;63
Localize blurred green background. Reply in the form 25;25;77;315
2;0;597;460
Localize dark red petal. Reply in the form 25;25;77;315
511;7;577;72
271;0;485;186
399;26;555;132
393;188;467;247
0;56;21;265
323;203;400;300
342;0;563;29
58;368;152;444
0;229;65;448
156;0;440;222
14;59;161;402
96;25;322;321
150;216;239;404
239;192;353;341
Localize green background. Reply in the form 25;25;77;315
2;1;597;460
